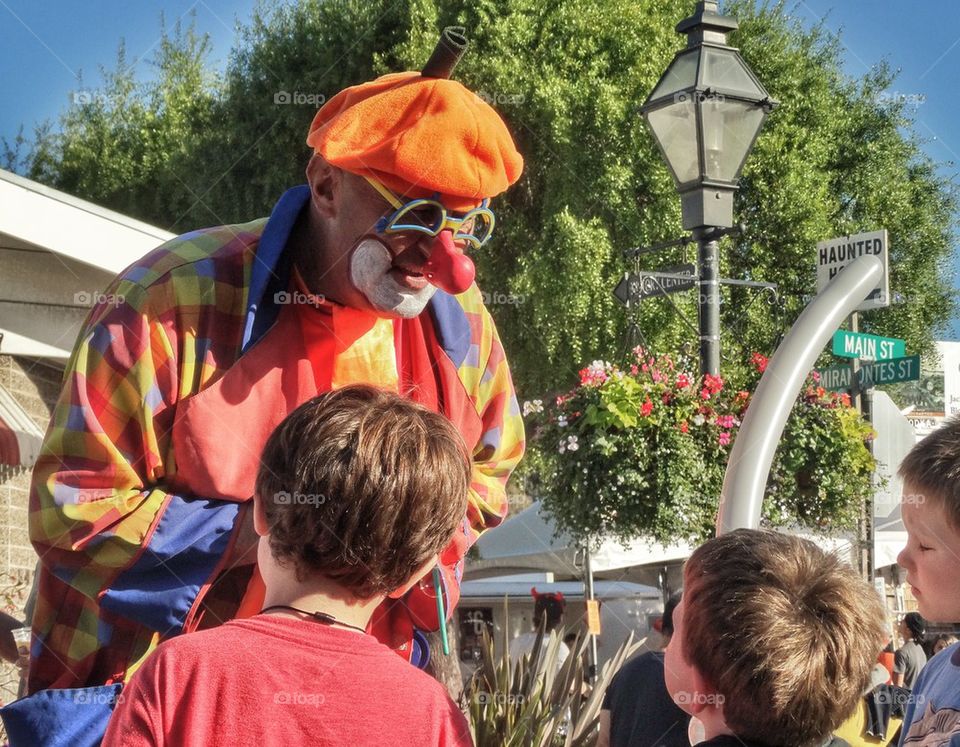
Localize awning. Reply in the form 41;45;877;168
466;501;694;580
0;384;44;467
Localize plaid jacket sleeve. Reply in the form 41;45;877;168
463;299;525;541
29;273;238;632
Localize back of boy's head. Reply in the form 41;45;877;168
682;529;885;747
255;385;471;599
898;415;960;528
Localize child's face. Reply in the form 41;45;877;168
663;593;700;715
897;482;960;623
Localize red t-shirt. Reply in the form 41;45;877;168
102;616;473;746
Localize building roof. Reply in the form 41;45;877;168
0;168;174;359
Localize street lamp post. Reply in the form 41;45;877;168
641;0;777;376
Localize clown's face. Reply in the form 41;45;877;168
301;163;472;318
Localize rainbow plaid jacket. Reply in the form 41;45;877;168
26;186;524;695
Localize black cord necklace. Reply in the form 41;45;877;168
259;604;367;634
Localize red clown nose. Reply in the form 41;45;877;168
425;230;475;294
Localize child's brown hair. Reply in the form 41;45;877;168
898;415;960;529
682;529;885;747
255;385;471;599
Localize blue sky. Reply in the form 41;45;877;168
1;0;958;334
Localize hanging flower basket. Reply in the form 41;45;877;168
523;349;875;545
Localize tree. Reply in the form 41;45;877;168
16;1;955;395
24;15;220;231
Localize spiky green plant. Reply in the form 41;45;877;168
463;604;644;747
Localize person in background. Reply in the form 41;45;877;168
508;589;569;670
932;634;958;656
892;612;926;689
598;591;690;747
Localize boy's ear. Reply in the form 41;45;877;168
252;493;269;537
686;667;722;717
386;557;437;600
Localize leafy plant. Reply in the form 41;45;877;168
524;349;876;544
463;604;643;746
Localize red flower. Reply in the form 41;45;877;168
679;421;689;433
750;353;768;373
676;373;691;389
662;392;672;405
840;393;851;407
703;374;724;394
640;398;654;417
700;387;711;401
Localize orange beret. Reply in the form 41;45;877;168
306;71;523;211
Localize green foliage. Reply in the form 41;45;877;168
12;0;955;396
525;350;876;544
25;16;220;229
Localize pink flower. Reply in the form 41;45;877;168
640;398;654;417
811;370;821;383
716;415;736;429
579;360;609;387
630;364;639;376
632;345;645;360
718;431;731;446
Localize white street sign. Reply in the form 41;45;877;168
816;229;889;311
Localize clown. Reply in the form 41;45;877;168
10;29;524;743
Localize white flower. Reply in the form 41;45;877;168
557;415;568;428
587;360;609;376
522;399;543;416
558;439;566;454
692;414;706;426
566;435;579;452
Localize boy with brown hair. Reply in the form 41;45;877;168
103;385;474;746
895;417;960;745
664;528;886;747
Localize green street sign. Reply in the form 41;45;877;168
832;330;906;361
856;355;920;388
816;365;854;392
815;355;920;392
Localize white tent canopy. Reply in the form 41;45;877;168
466;501;694;581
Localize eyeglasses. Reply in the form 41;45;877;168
365;176;496;249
